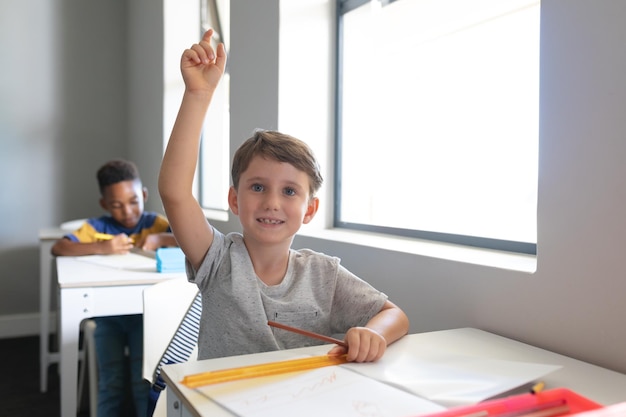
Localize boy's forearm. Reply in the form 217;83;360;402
51;239;109;256
159;233;179;248
366;303;410;346
159;33;224;268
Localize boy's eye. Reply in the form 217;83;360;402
109;201;139;210
284;187;296;196
251;184;264;192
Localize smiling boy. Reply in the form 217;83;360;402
158;30;409;363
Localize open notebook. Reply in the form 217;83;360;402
188;350;560;417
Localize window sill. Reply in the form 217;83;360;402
297;227;537;273
202;208;229;222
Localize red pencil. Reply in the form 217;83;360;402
267;320;348;348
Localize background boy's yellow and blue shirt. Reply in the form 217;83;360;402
65;212;170;243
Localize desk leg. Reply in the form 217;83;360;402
39;240;55;393
166;389;194;417
60;287;90;417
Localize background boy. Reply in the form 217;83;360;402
52;159;177;417
158;30;409;363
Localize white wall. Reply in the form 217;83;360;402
0;0;130;331
127;0;165;206
2;0;626;376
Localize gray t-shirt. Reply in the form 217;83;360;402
187;228;388;360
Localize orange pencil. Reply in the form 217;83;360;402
94;232;134;244
94;232;115;240
530;381;546;395
268;320;348;348
181;354;348;388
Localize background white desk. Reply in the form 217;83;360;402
161;328;626;417
39;227;65;393
57;254;185;417
39;219;86;393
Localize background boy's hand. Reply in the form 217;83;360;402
133;233;178;251
181;29;227;94
135;234;160;251
105;234;134;254
327;327;387;363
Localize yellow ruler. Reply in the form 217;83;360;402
181;354;349;388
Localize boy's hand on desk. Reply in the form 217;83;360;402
134;234;158;251
104;234;134;255
327;327;387;363
134;233;177;251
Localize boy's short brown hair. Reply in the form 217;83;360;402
231;130;323;197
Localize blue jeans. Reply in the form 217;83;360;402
94;314;149;417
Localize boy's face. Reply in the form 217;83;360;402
99;179;147;229
228;156;318;246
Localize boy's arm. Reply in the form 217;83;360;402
328;300;410;363
362;300;410;347
51;234;134;256
137;232;178;251
159;30;227;271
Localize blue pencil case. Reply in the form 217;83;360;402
156;247;185;273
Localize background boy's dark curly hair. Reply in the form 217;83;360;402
97;159;141;194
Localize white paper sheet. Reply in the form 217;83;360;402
342;350;561;407
196;365;447;417
75;253;156;271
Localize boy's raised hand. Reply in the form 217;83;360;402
181;29;227;93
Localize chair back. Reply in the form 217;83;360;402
142;278;199;383
60;218;87;231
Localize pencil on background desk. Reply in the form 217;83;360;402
94;232;135;244
94;232;114;240
267;320;348;348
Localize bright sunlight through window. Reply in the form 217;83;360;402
337;0;539;253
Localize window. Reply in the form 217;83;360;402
336;0;540;254
199;0;230;214
163;0;230;218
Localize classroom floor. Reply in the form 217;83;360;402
0;335;138;417
1;335;68;417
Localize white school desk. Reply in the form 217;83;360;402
39;227;65;393
56;254;185;417
160;328;626;417
39;220;87;393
